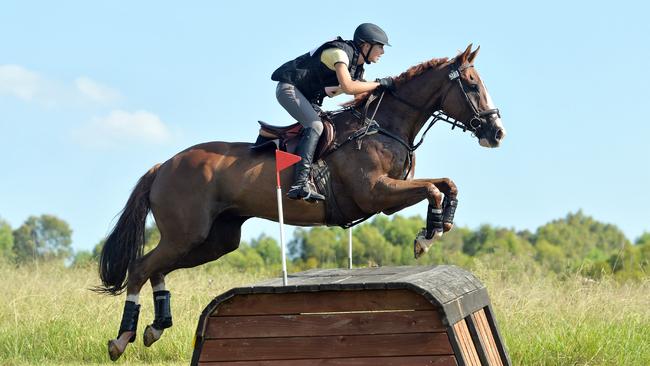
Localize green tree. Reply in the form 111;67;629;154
533;211;630;272
353;224;395;266
636;232;650;270
420;226;474;266
0;218;14;260
535;239;567;273
280;210;642;280
636;232;650;247
12;214;73;263
382;215;424;249
71;250;95;267
221;242;264;270
463;224;498;256
251;234;281;265
290;227;346;266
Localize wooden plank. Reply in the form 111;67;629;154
198;355;458;365
198;332;453;362
464;313;489;366
206;310;445;339
452;320;480;366
483;306;511;366
211;290;436;316
472;309;503;366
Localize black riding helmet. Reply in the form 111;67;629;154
353;23;390;46
353;23;390;65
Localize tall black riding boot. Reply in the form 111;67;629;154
287;128;326;202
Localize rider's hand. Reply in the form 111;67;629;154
375;77;395;91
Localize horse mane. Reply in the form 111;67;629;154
343;56;450;108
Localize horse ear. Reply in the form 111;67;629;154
468;45;480;64
457;44;473;64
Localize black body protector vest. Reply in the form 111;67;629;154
271;37;364;106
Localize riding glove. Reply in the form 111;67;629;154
376;77;396;91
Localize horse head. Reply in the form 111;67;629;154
440;44;506;148
385;44;505;149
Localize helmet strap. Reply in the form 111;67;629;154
364;44;374;65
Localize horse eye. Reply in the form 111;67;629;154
470;84;480;92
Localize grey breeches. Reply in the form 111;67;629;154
275;82;323;135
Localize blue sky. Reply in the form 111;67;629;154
1;1;648;253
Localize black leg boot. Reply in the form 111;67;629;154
117;301;140;343
287;128;326;202
152;290;173;330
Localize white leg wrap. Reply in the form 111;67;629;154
152;282;166;292
126;294;140;304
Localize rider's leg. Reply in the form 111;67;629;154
275;82;325;201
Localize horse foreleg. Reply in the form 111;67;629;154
405;178;458;232
369;176;448;258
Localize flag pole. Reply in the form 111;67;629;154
274;149;301;286
276;170;288;286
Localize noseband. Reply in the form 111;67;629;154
443;64;500;134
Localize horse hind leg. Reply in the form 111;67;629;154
107;293;141;361
142;273;172;347
141;215;247;348
108;233;204;360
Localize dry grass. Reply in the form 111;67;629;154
1;260;649;365
0;260;270;365
475;263;650;365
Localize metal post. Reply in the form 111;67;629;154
348;227;353;269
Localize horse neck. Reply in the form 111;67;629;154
374;66;449;145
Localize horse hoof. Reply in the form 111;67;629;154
107;339;122;361
413;229;442;259
143;325;162;347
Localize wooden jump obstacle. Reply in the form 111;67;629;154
191;265;511;366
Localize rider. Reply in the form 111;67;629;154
271;23;394;202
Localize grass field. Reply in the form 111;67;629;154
1;261;649;365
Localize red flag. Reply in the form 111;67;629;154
275;150;301;187
275;150;301;172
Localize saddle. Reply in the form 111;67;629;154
251;119;336;161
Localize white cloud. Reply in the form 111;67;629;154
0;64;121;105
75;77;122;103
75;110;172;148
0;64;43;101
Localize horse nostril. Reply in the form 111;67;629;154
495;128;505;141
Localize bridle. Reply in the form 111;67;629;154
388;62;501;143
443;63;501;133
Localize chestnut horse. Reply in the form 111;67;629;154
97;44;505;360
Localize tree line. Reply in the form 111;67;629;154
1;211;649;280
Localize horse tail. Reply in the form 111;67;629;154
94;164;161;296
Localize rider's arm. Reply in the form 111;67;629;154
335;62;380;95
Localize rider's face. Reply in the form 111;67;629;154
361;43;385;63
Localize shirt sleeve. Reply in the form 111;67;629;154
320;48;349;71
